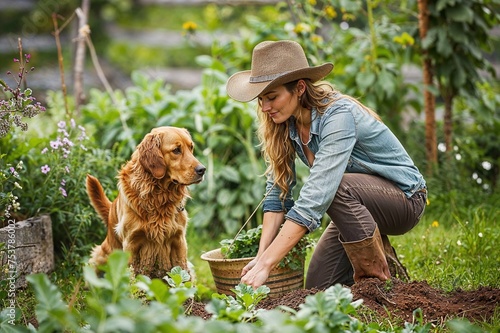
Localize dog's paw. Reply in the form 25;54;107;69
187;261;196;283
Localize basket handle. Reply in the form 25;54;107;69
228;182;276;252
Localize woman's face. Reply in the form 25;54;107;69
258;85;299;124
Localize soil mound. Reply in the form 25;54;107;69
188;279;500;325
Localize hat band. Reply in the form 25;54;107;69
249;70;291;83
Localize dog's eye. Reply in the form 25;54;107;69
173;147;181;154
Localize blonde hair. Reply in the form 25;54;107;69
257;80;380;200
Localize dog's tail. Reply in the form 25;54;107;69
86;174;112;226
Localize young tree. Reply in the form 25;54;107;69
418;0;438;175
423;0;499;156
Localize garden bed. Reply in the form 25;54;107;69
188;278;500;325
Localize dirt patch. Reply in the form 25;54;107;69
187;279;500;325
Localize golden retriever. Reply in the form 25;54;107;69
86;126;205;279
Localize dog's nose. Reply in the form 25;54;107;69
195;165;206;176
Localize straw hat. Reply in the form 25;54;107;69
226;40;334;102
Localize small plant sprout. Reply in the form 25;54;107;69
207;283;270;322
384;279;394;292
164;266;192;288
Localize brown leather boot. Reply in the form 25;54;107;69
341;226;391;283
381;234;410;282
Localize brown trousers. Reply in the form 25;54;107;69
305;173;426;288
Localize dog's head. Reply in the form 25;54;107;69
137;126;206;184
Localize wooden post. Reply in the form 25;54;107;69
0;215;54;288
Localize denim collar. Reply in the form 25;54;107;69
289;108;320;143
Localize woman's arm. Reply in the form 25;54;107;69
241;211;284;276
257;211;285;256
241;220;307;288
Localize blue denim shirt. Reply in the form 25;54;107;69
262;96;426;232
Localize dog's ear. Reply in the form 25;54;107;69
138;133;167;179
182;127;191;138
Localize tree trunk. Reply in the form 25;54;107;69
74;0;90;113
418;0;438;175
0;215;54;288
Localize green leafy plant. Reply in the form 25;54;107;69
282;284;365;331
207;283;270;323
10;251;202;332
220;225;314;271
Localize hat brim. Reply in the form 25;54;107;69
226;63;334;103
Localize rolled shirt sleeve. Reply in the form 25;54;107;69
285;105;357;232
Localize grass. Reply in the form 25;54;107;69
396;205;500;291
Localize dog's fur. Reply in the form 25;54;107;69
86;126;205;278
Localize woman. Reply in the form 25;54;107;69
226;40;426;289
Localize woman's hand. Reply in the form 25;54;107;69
240;261;272;289
241;220;307;289
241;258;258;277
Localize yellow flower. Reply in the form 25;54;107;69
426;198;430;206
294;23;311;35
182;21;197;33
324;6;337;19
308;0;317;5
342;13;355;21
393;32;415;49
311;34;323;43
431;221;439;228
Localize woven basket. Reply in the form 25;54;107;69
201;248;304;298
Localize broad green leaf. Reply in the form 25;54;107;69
422;28;438;49
239;190;255;205
449;23;467;43
230;202;246;219
437;0;456;11
377;70;396;98
436;30;453;56
451;66;467;89
217;188;238;206
102;316;135;332
147;279;170;302
355;71;376;91
446;4;474;23
83;266;113;289
102;251;131;293
447;318;487;333
26;274;77;332
0;309;32;333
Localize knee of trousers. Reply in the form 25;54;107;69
329;185;356;214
